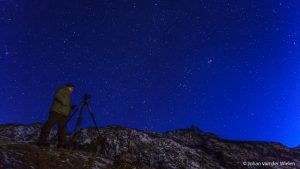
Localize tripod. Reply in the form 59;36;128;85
69;94;102;143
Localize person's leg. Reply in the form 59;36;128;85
57;114;68;148
37;112;58;145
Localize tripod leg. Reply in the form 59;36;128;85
67;103;81;123
86;102;102;137
70;102;86;142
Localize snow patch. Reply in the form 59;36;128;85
92;161;106;169
83;138;92;144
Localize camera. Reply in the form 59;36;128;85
84;93;92;101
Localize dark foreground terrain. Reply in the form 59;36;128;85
0;123;299;169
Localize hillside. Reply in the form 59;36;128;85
0;123;299;169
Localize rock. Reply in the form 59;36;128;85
0;123;299;169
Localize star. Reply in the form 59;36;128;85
207;59;213;64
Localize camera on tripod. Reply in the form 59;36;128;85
68;93;101;143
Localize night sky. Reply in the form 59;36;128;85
1;0;300;147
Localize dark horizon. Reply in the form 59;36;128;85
1;0;300;147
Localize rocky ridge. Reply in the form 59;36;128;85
0;123;299;169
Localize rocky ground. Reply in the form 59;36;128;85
0;123;299;169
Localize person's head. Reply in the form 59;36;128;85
65;83;75;93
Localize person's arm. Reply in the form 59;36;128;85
54;89;67;106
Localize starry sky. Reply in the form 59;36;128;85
1;0;300;147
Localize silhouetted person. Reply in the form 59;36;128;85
37;84;75;148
